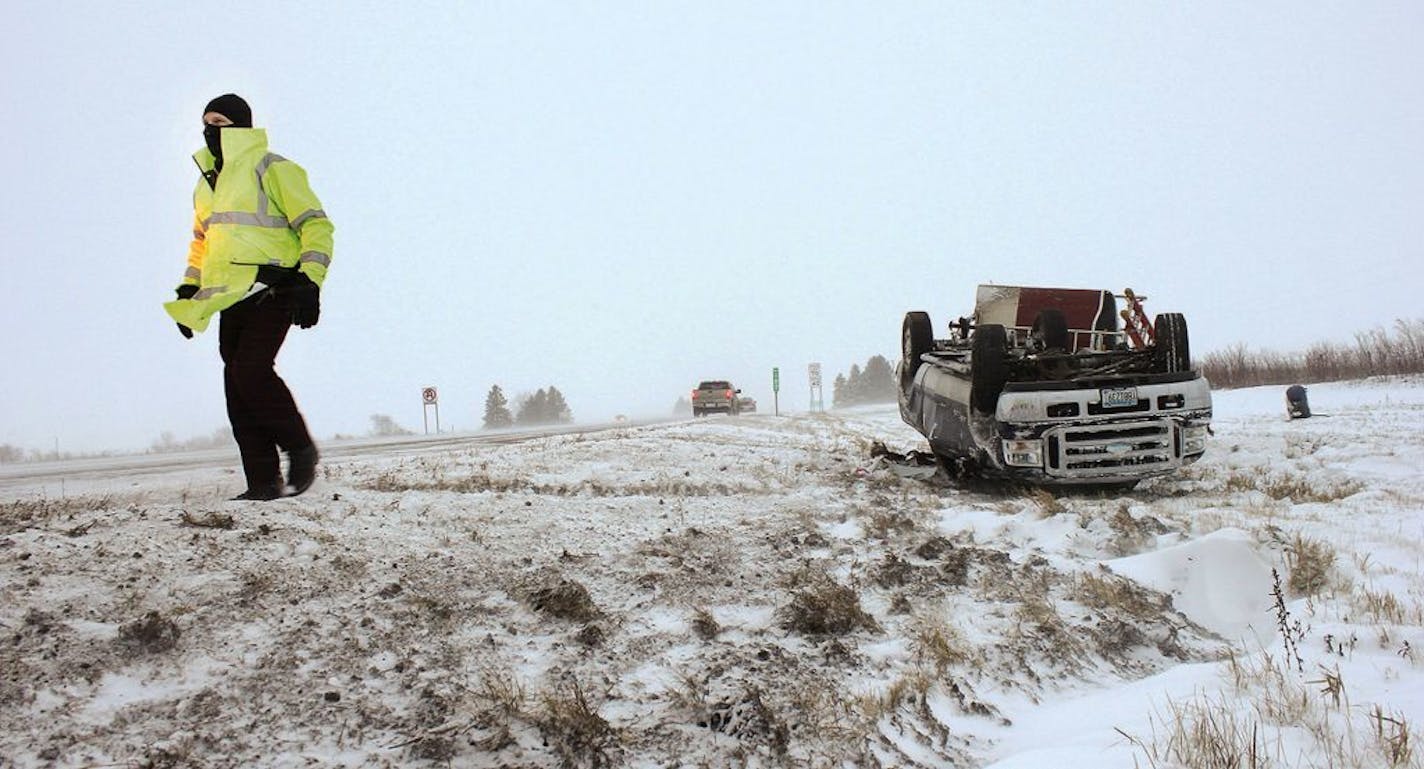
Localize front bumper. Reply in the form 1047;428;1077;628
990;377;1212;484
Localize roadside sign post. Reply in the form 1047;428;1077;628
421;386;440;434
808;363;824;412
772;367;780;416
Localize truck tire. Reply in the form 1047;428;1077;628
971;324;1009;414
1153;313;1190;373
901;311;934;390
1031;309;1069;352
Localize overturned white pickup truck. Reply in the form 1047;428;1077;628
897;285;1212;487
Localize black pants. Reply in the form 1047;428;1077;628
219;294;313;489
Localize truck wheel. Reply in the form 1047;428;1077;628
901;311;933;390
1153;313;1190;372
1031;309;1069;352
971;324;1009;414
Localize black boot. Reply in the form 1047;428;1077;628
287;445;319;496
231;484;282;501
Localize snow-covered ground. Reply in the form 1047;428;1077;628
3;378;1422;768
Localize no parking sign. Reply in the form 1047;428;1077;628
421;387;440;434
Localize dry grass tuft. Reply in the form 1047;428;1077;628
1350;586;1423;626
180;510;235;529
1011;581;1085;663
1220;469;1363;503
1284;533;1337;597
537;677;620;767
0;494;116;534
779;568;880;636
1137;650;1424;769
690;607;721;640
1108;506;1170;556
1118;692;1276;769
527;578;601;622
861;670;935;720
1029;488;1065;516
863;507;918;540
359;468;767;499
910;616;973;673
1370;705;1417;767
477;666;526;715
1075;571;1170;620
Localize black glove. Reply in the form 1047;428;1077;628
174;284;198;338
286;272;321;329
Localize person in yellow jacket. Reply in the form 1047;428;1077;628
165;94;333;500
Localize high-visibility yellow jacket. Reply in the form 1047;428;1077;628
164;128;334;333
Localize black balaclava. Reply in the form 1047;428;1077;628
202;93;253;170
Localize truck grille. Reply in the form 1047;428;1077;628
1045;420;1177;477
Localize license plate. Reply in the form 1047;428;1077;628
1100;387;1138;408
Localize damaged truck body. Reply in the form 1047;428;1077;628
897;285;1212;487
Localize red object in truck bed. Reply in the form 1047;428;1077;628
974;285;1117;337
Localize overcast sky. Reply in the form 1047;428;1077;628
2;1;1421;453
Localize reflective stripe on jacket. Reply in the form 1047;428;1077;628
164;128;334;333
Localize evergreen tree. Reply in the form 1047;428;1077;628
861;355;896;403
482;384;513;430
846;363;864;404
546;386;573;424
673;396;692;416
515;388;548;426
831;355;898;408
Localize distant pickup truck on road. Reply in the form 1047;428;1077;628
692;380;742;417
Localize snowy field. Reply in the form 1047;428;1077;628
3;378;1423;768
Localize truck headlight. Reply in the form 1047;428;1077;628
1182;425;1208;455
1002;439;1043;467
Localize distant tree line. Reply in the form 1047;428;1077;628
1202;318;1424;389
0;428;234;464
483;384;573;429
149;427;234;453
832;354;897;408
0;444;125;464
369;414;414;436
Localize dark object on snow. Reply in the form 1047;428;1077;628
181;510;237;528
1287;381;1304;418
118;611;180;654
1286;385;1311;419
869;440;940;479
